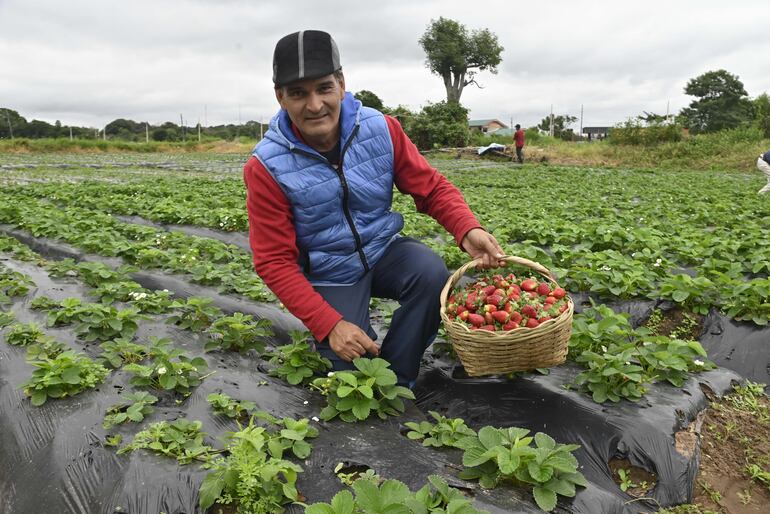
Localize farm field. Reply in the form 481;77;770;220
1;153;769;514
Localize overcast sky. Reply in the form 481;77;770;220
1;0;769;131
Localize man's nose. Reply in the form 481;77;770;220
306;92;323;112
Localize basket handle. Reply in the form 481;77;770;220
465;255;555;281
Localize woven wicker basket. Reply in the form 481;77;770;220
439;255;573;377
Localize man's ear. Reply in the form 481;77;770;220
337;73;345;98
274;87;285;109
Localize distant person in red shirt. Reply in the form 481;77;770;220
513;124;525;163
244;30;505;387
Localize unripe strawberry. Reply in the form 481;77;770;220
447;302;457;314
459;310;470;321
483;304;497;313
537;283;550;296
484;312;495;325
503;302;513;313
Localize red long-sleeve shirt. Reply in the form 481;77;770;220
244;115;481;341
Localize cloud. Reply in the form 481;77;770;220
1;0;769;129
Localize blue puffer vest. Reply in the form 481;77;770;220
253;92;404;286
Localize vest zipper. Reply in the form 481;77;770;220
336;124;369;272
291;124;370;273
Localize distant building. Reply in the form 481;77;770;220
468;119;509;134
582;126;612;141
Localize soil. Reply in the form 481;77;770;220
646;307;705;341
659;387;770;513
608;457;658;498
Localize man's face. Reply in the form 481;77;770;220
275;73;345;147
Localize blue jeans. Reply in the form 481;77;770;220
314;237;450;386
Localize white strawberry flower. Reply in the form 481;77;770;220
157;366;167;375
694;359;705;367
327;372;335;377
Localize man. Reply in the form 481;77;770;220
513;124;525;164
244;30;504;386
757;149;770;194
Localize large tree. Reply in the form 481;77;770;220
678;70;753;134
418;17;503;104
354;90;385;111
538;114;577;140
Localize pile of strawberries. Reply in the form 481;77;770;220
445;272;570;332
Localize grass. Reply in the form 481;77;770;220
0;137;253;154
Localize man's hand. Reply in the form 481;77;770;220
461;228;506;270
327;319;380;362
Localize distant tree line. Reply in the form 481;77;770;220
0;108;267;142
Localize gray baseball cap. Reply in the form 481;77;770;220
272;30;341;87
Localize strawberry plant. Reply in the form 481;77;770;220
126;289;174;314
311;358;415;422
574;345;648;403
5;322;47;346
456;427;587;512
25;338;67;360
204;312;273;353
568;301;636;359
117;418;214;464
30;295;58;311
166;296;223;332
207;392;255;420
636;337;715;387
102;391;158;429
405;410;477;448
62;303;146;342
0;264;34;303
0;309;15;328
264;330;332;385
92;280;146;304
98;338;149;368
654;274;718;315
719;277;770;325
123;337;209;395
251;410;320;460
20;350;110;406
305;475;491;514
198;418;303;513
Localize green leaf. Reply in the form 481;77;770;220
477;426;502;449
329;489;355;514
198;471;225;510
533;486;558;511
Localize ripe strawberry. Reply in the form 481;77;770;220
457;305;468;316
537;283;550;296
459;310;470;321
467;313;485;327
559;303;569;313
503;321;519;331
552;287;567;299
448;294;456;304
446;302;457;314
465;293;477;310
482;285;497;296
491;311;509;324
479;325;496;332
503;302;513;313
520;278;538;292
483;304;497;313
527;291;539;299
486;294;503;307
484;312;495;325
545;296;557;305
510;311;523;323
526;318;540;328
537;316;552;323
521;305;537;318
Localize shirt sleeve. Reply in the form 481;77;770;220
386;115;482;248
243;156;343;341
